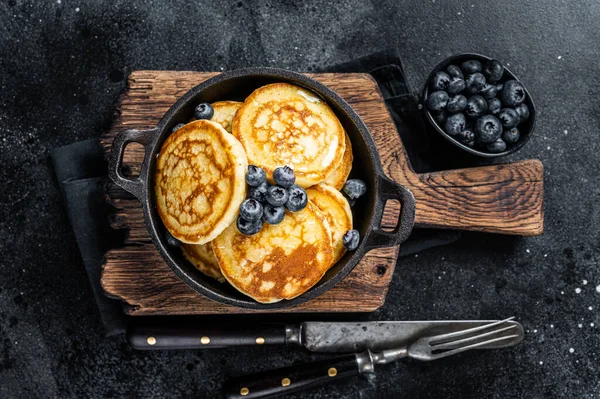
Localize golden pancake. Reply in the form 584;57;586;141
155;120;248;244
306;183;353;266
211;101;242;133
232;83;345;188
181;243;225;282
212;202;333;303
323;132;353;190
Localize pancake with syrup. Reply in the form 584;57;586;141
181;243;225;282
232;83;346;188
306;183;353;266
212;202;333;303
323;131;353;190
210;101;242;133
155;120;248;245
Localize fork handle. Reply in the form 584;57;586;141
223;354;360;399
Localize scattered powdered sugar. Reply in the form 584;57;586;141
591;323;595;327
539;361;543;365
583;280;588;285
526;249;531;253
575;288;582;294
596;285;600;293
578;324;583;328
550;324;554;328
569;348;574;353
589;306;593;310
75;7;80;12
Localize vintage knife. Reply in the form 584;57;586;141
127;320;524;352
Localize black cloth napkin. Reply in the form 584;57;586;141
51;140;128;336
51;49;460;336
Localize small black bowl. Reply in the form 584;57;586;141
423;53;536;158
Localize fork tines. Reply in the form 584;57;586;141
428;317;520;359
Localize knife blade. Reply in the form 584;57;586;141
127;320;524;352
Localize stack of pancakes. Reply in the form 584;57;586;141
155;83;354;303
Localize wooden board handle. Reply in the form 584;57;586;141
408;159;544;236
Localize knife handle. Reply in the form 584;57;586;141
223;354;359;399
126;324;292;350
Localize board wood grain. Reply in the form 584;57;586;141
100;71;543;316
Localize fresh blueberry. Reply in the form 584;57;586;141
487;138;507;153
262;204;286;225
285;184;308;212
266;185;289;206
446;64;464;80
480;84;499;100
461;60;483;74
246;165;267;187
347;197;357;207
431;109;448;125
487;98;502;115
426;91;449;111
343;179;367;200
483;59;504;83
248;181;269;202
446;95;467;113
447;78;466;95
236;215;262;236
239;198;264;222
172;123;185;132
474;114;502;143
465;95;488;118
444;113;466;136
456;128;476;144
165;230;180;248
342;229;360;251
514;103;530;123
502;127;520;144
465;73;487;94
498;108;519;129
273;166;295;188
194;103;214;120
501;80;526;107
430;71;451;91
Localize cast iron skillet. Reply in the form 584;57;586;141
108;68;415;310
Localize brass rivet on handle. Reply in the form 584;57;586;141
240;387;249;396
200;336;210;344
328;367;337;377
256;337;265;344
147;336;156;345
281;378;291;387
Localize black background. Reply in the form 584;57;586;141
1;1;599;398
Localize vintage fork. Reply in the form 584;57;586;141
224;317;523;399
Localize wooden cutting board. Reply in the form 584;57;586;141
100;71;543;316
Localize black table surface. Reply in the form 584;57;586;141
1;1;599;398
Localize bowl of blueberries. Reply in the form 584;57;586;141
423;53;536;157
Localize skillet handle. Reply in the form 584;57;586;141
108;128;156;201
364;175;415;250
